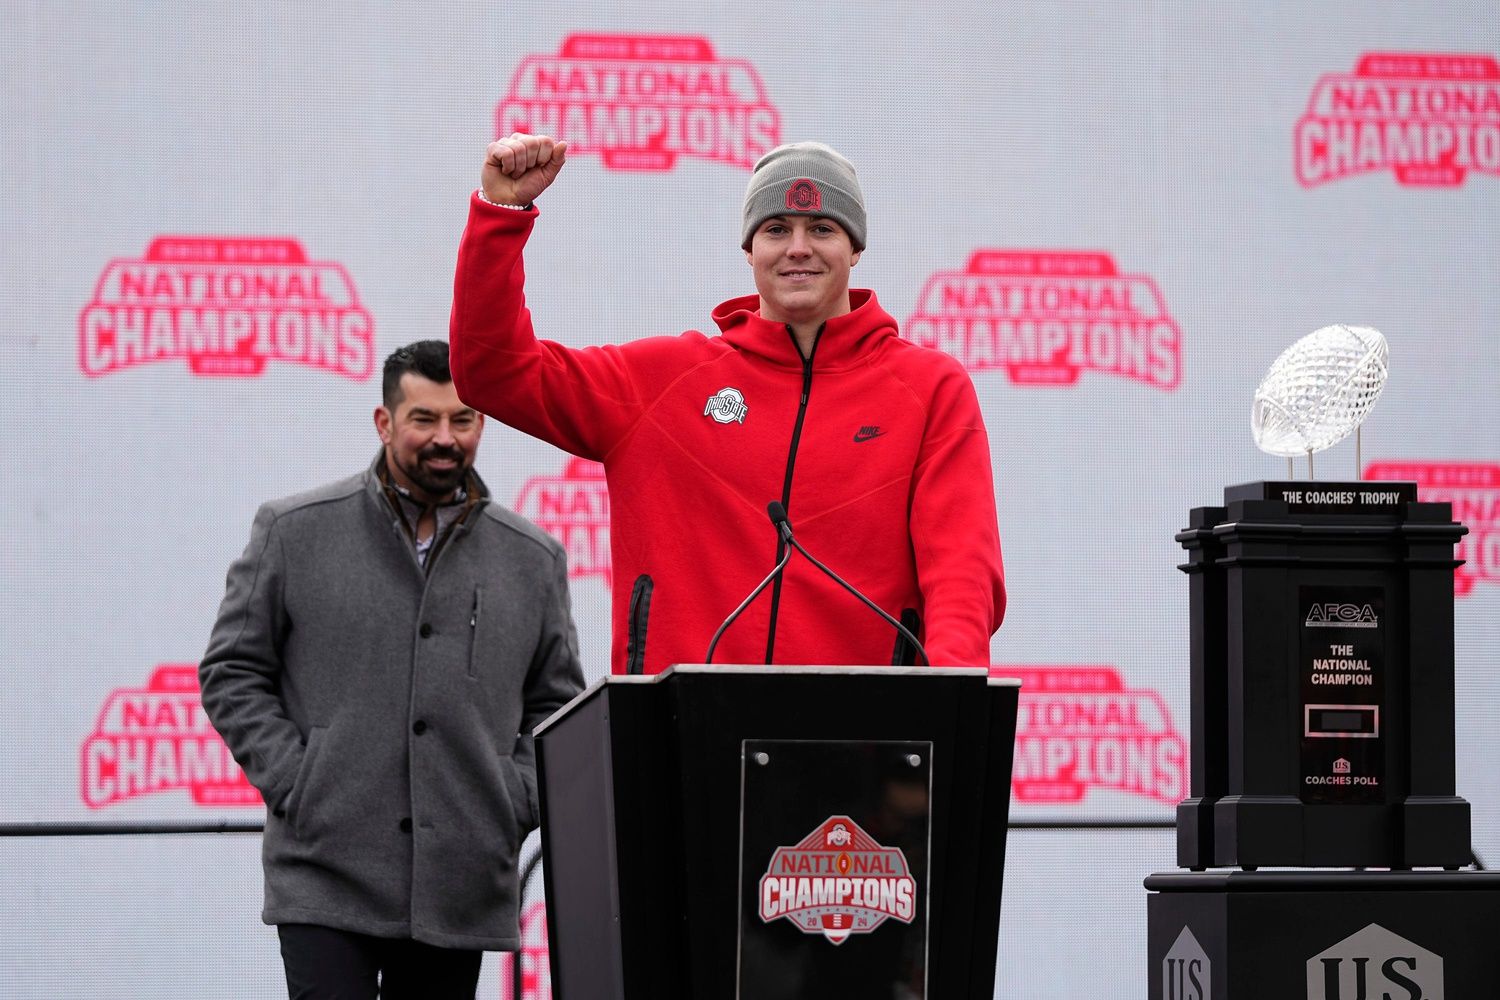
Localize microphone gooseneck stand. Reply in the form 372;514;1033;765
704;502;930;667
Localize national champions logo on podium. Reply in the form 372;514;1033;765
758;815;917;945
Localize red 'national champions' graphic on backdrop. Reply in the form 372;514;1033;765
79;237;374;379
990;666;1187;806
1296;52;1500;188
1366;461;1500;596
516;458;611;585
497;33;780;171
498;901;551;1000
759;816;917;945
905;251;1181;390
81;665;258;809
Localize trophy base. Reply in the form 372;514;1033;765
1208;794;1469;870
1147;870;1500;998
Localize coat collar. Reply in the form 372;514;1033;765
709;289;898;371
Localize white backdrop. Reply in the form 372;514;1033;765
4;3;1498;997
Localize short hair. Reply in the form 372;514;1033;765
382;340;452;409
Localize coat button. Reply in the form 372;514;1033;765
399;817;412;833
412;720;427;735
419;623;433;638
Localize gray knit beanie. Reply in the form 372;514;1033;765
740;142;867;251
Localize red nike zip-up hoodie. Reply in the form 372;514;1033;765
451;196;1004;675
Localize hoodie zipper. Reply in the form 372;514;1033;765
763;323;823;663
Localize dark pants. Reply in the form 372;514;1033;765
277;924;482;1000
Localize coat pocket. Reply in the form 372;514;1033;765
466;585;484;679
497;754;536;834
286;724;328;840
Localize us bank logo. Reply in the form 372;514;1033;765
79;237;373;379
81;664;259;809
497;33;780;171
1163;926;1209;1000
993;666;1188;806
516;458;610;585
1366;461;1500;597
905;251;1181;390
1296;52;1500;188
1307;923;1442;999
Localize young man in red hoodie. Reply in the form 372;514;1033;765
450;133;1004;675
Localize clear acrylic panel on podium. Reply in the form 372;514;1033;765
736;739;932;1000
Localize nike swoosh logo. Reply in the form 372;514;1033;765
853;429;885;443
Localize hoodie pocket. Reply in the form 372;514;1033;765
626;574;653;675
466;585;484;679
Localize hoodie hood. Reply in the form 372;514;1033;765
709;289;898;371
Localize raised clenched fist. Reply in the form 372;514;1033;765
481;133;568;207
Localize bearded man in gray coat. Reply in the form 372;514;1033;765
201;339;584;999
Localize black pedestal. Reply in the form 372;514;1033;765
1146;870;1500;998
1175;482;1471;869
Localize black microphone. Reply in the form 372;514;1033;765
767;501;794;544
767;501;931;667
703;507;795;664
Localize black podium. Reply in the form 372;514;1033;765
532;665;1019;999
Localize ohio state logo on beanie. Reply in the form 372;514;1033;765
785;179;822;212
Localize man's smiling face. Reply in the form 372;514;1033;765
376;372;483;503
746;214;861;330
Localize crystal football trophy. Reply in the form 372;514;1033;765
1251;323;1388;479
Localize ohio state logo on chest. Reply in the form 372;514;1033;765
703;386;748;424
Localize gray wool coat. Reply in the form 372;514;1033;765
200;454;584;950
